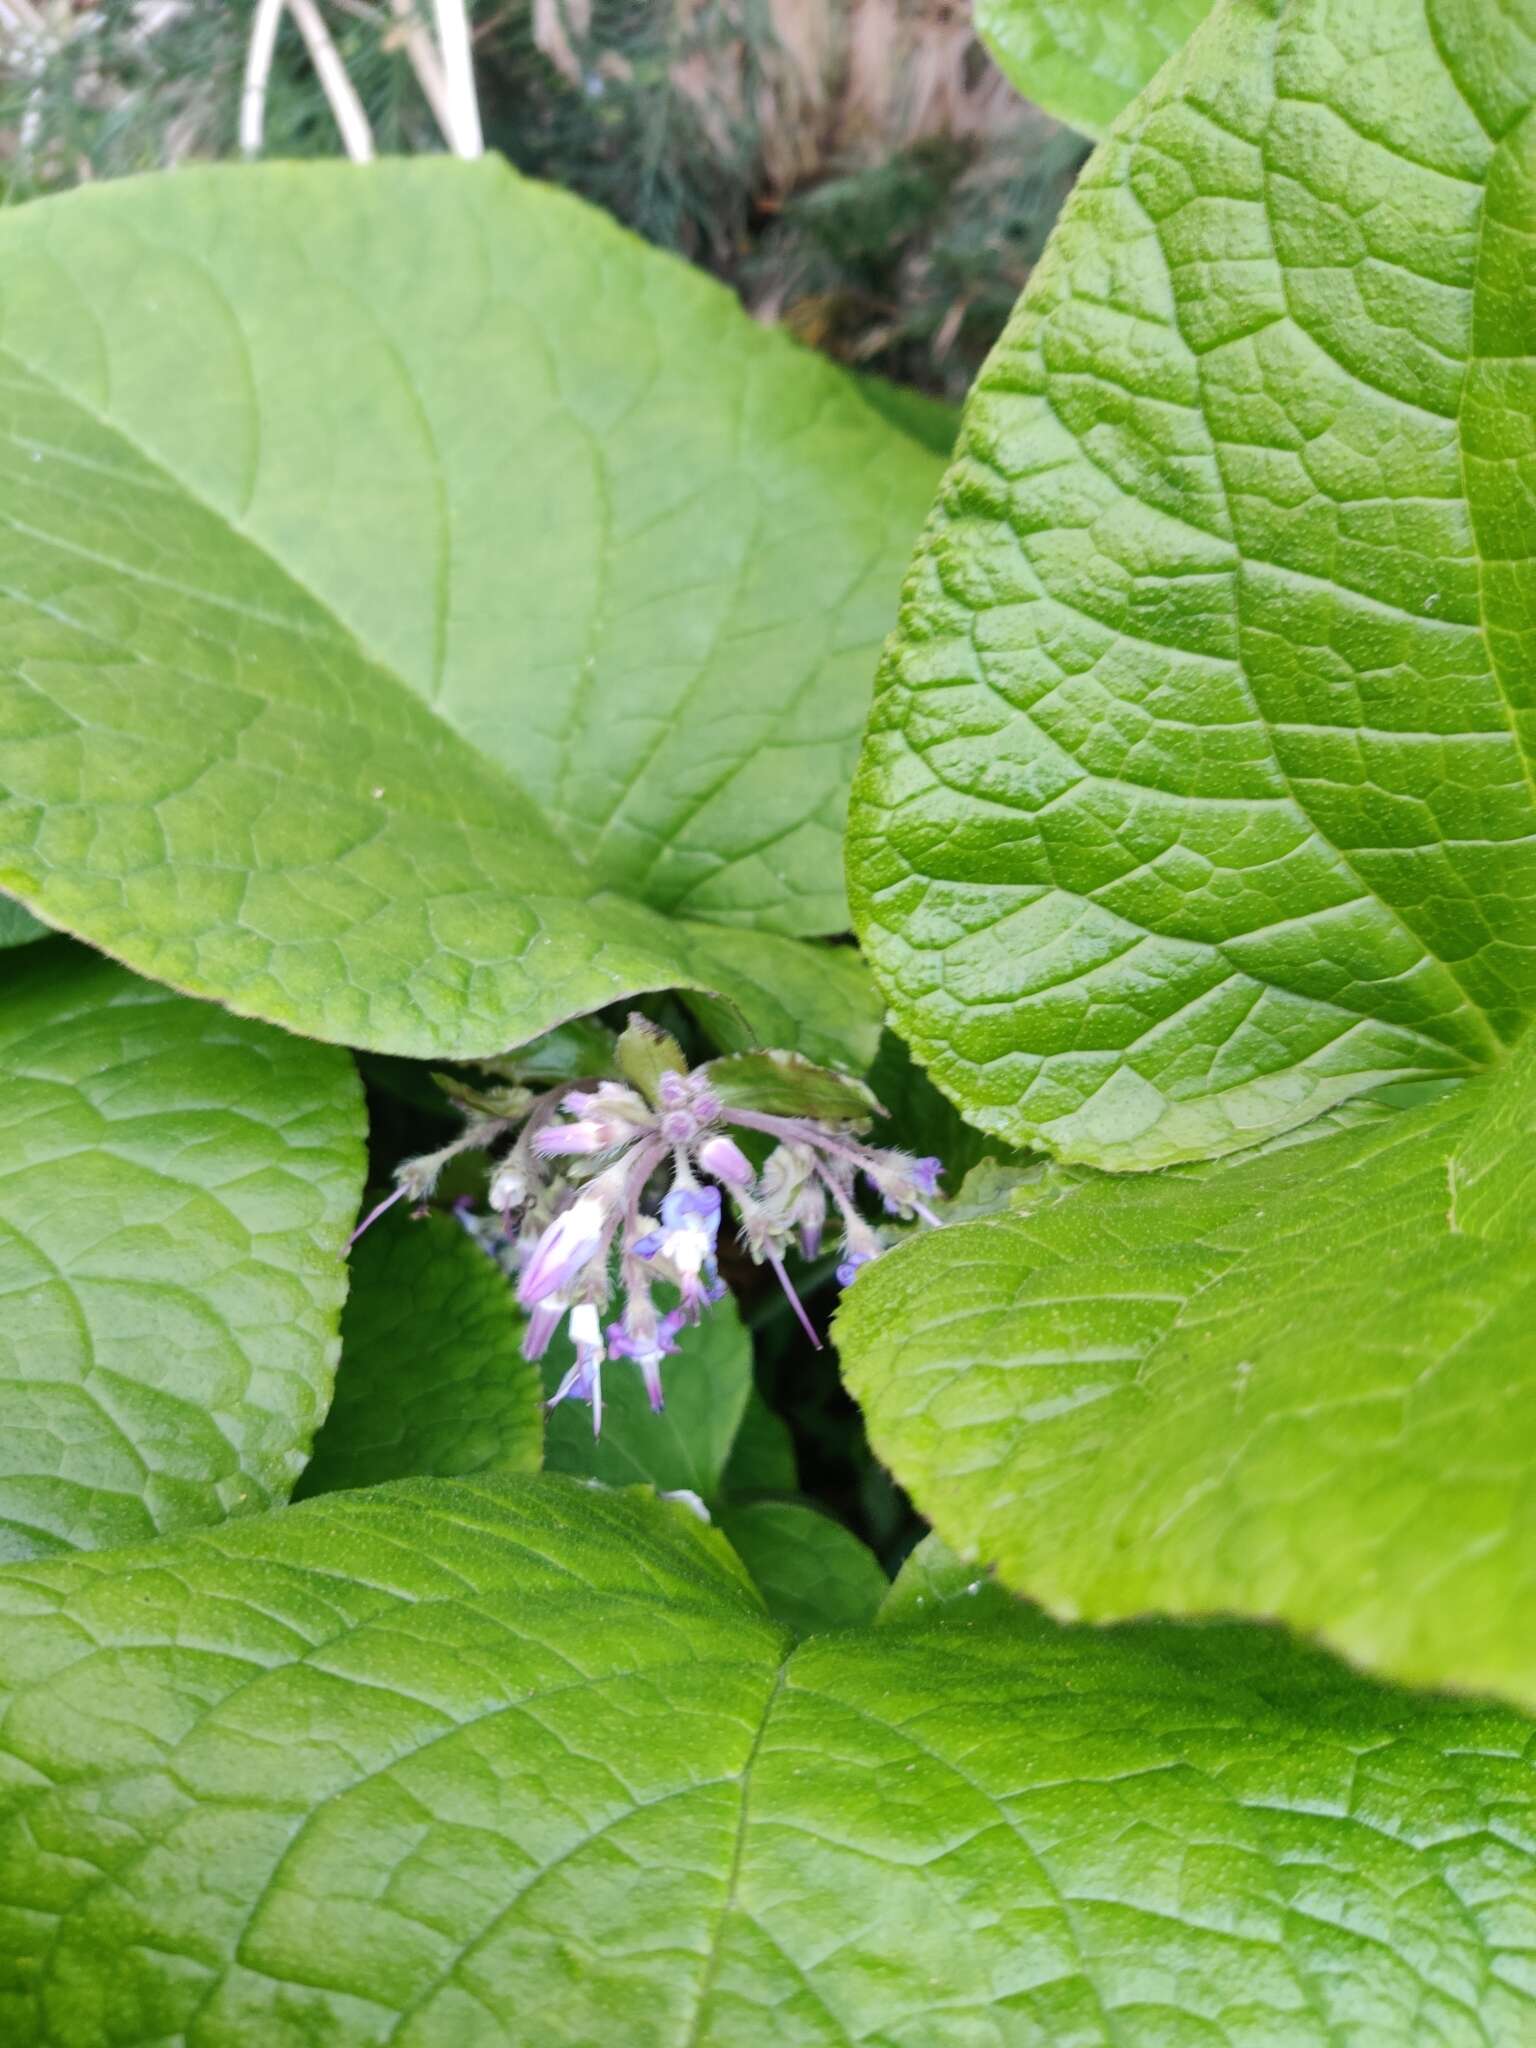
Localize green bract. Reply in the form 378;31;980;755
838;1030;1536;1706
977;0;1213;137
0;157;937;1063
0;944;363;1559
1;1475;1533;2046
848;0;1536;1170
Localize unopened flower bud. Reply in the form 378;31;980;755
698;1134;754;1188
488;1162;528;1213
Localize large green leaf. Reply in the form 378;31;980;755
0;943;363;1559
2;1473;1535;2045
297;1213;541;1498
0;158;939;1061
838;1026;1536;1707
977;0;1214;137
849;0;1536;1169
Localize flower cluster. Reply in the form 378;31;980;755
377;1033;943;1434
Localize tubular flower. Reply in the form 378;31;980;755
372;1022;946;1430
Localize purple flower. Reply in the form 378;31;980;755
862;1150;945;1224
656;1184;722;1309
534;1084;647;1157
837;1250;876;1288
608;1304;685;1412
661;1185;721;1238
546;1302;606;1435
698;1134;754;1189
517;1193;608;1308
533;1123;612;1156
521;1297;566;1361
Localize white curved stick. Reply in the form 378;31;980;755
432;0;483;157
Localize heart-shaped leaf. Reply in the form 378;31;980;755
977;0;1214;136
0;158;938;1062
297;1212;541;1499
0;943;363;1559
838;1025;1536;1707
1;1472;1533;2044
849;0;1536;1168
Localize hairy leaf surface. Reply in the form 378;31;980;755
0;159;939;1060
849;0;1536;1168
0;1474;1533;2045
839;1031;1536;1705
0;944;363;1559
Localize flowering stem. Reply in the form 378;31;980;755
765;1248;823;1351
344;1180;410;1251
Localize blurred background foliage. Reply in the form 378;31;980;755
0;0;1084;399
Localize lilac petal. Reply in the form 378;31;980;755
344;1179;410;1253
533;1123;608;1156
698;1134;754;1188
631;1230;662;1259
545;1356;604;1435
661;1184;721;1236
522;1300;564;1361
517;1197;605;1308
766;1248;822;1351
637;1354;666;1412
